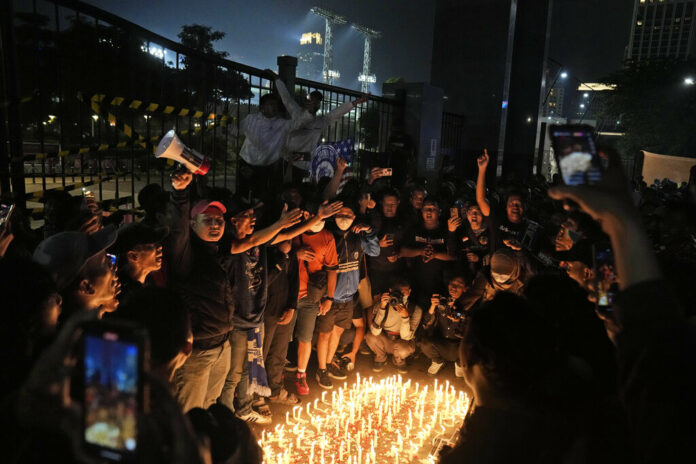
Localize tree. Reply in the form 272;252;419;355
599;59;696;157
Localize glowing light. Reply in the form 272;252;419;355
259;375;471;464
358;74;377;83
301;32;323;45
324;69;341;79
560;72;568;79
684;77;695;86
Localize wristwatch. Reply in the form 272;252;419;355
322;296;334;303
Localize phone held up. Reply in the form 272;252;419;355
0;203;15;230
592;243;618;312
549;124;604;186
82;320;150;462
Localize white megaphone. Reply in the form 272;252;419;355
155;130;210;175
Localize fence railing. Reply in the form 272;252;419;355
1;0;402;219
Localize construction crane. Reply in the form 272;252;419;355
310;6;347;85
353;23;381;93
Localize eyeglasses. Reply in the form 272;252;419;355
201;216;225;226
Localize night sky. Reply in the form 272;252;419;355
80;0;635;91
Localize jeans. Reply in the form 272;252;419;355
418;336;461;364
218;327;262;416
365;332;415;364
263;312;296;396
174;341;231;413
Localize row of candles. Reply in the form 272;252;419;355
259;375;471;464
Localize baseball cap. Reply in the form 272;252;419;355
113;222;169;255
190;200;227;219
33;225;118;291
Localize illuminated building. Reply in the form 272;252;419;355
259;375;471;464
298;32;325;81
627;0;695;61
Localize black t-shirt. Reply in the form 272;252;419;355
229;245;268;330
488;207;527;247
403;223;450;302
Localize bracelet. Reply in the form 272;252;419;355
322;296;334;302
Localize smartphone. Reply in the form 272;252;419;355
520;220;543;252
549;124;603;186
106;253;117;268
0;203;15;230
82;320;149;462
382;168;392;177
593;243;618;310
449;207;459;219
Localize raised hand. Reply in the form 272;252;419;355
352;95;369;107
171;170;193;191
318;200;343;219
448;216;462;232
336;157;348;173
477;149;490;172
368;167;383;184
379;234;394;248
279;204;304;229
351;224;372;235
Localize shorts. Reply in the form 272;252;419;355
316;300;354;333
352;301;364;320
295;296;319;343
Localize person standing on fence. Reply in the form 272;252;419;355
268;69;368;175
238;74;311;200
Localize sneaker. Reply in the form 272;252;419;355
372;359;386;372
337;355;354;372
392;358;408;375
269;388;301;405
295;372;310;395
284;359;298;372
454;362;465;378
316;368;333;389
328;363;347;380
427;361;444;376
236;409;272;425
359;342;372;355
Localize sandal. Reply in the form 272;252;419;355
268;388;301;405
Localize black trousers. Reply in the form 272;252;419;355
263;313;295;396
418;336;460;364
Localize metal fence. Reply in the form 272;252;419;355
0;0;402;220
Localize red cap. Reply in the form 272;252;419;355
190;200;227;219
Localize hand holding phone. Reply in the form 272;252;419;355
82;320;149;462
549;124;603;186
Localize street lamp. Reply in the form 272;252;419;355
91;114;98;137
685;77;695;86
560;72;568;79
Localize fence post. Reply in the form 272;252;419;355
0;0;26;205
277;56;297;91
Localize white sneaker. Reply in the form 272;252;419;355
427;361;444;376
236;409;272;425
454;362;465;378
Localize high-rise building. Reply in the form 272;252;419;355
543;76;565;118
297;32;324;81
627;0;695;62
430;0;553;179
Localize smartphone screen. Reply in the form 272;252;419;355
83;323;147;461
550;125;602;186
0;204;15;229
593;243;618;309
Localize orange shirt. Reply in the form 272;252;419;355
294;230;338;299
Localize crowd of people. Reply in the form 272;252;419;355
2;73;696;463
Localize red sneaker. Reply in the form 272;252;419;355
295;372;310;396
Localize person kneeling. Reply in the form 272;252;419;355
419;275;470;378
365;278;422;373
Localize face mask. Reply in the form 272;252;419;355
491;272;512;284
309;221;325;233
335;217;354;231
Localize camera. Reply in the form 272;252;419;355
389;290;405;307
438;295;451;307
